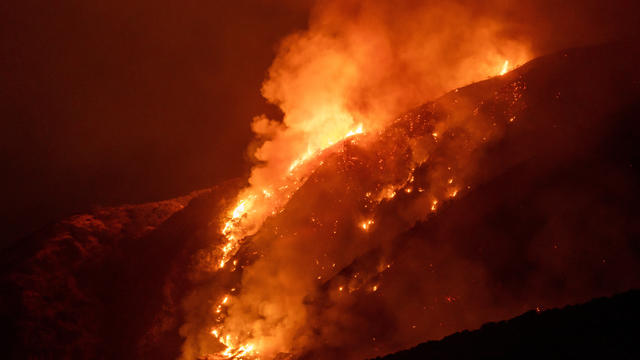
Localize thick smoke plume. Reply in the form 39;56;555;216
219;0;530;351
221;0;531;275
251;0;530;185
180;1;640;359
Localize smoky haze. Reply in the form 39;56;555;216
1;0;637;245
176;0;640;359
2;0;638;247
2;0;640;359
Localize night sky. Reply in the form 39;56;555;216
1;1;310;244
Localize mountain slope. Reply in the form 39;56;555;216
376;290;640;360
2;43;640;359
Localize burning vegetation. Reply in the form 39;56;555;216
4;1;640;360
175;39;640;359
169;1;640;359
189;2;534;358
195;73;528;358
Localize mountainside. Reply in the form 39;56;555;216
0;188;218;358
2;43;640;359
377;289;640;360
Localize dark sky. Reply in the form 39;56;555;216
1;0;310;244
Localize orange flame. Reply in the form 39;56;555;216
499;60;509;75
218;123;366;269
193;1;534;358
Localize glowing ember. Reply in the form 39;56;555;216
360;219;375;231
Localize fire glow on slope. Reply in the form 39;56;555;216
211;121;365;359
219;122;364;269
204;58;526;360
189;3;533;358
499;60;510;75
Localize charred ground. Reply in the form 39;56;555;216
376;289;640;360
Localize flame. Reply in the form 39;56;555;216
190;1;534;357
210;122;367;358
210;296;259;359
345;123;364;138
211;328;257;360
360;219;374;231
499;60;509;75
220;197;257;268
218;122;366;269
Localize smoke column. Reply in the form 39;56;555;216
180;0;640;358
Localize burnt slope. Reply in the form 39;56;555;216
376;289;640;360
294;43;640;359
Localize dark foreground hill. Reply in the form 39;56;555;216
377;289;640;360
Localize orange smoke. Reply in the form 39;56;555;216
185;1;534;359
217;0;530;270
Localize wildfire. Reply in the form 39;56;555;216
210;295;259;359
499;60;509;75
360;219;374;231
345;123;364;138
287;147;314;173
218;123;366;269
193;3;533;354
210;328;257;360
204;55;529;354
211;122;367;357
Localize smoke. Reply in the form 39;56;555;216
251;0;530;180
180;1;640;359
218;0;530;352
220;0;531;268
